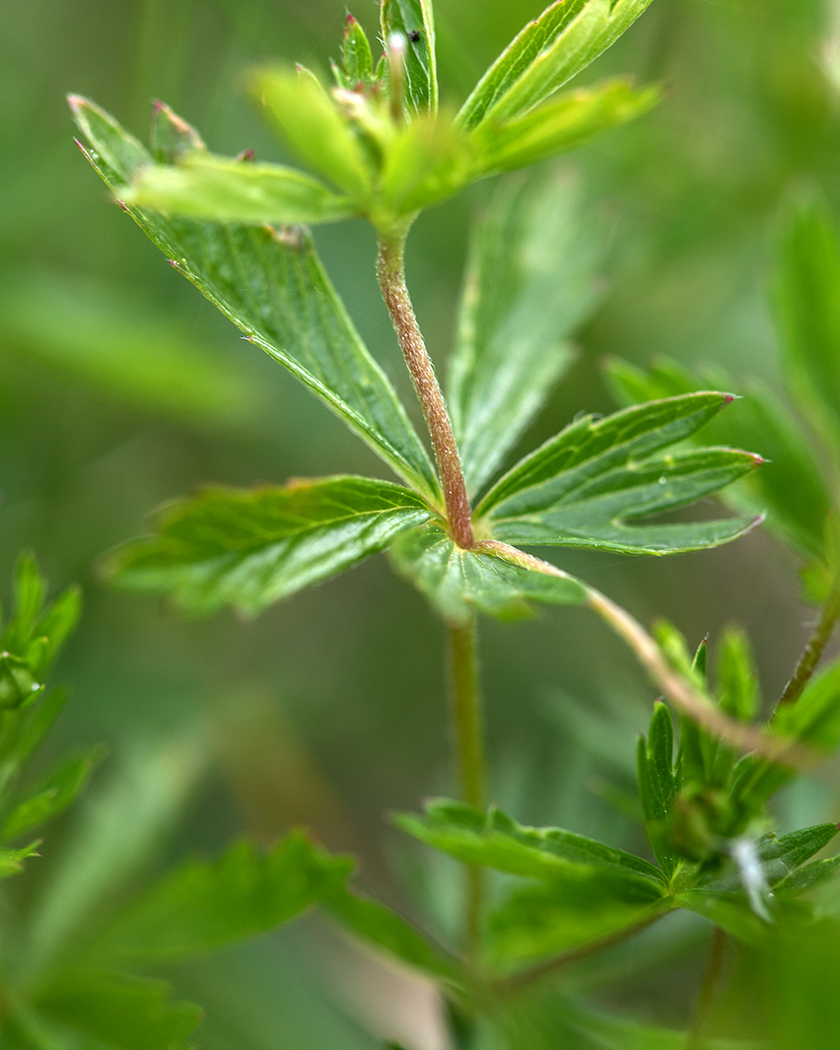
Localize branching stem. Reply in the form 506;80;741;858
449;618;486;962
377;231;474;549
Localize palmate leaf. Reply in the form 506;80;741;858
604;355;831;563
69;97;440;503
456;0;654;131
381;0;438;114
389;522;588;625
87;834;351;966
103;476;433;617
477;393;761;554
448;170;609;496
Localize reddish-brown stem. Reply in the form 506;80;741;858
377;233;474;549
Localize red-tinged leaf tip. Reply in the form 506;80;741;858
751;454;767;465
67;93;85;113
723;394;736;405
345;13;357;27
152;99;166;112
116;199;129;212
236;148;256;163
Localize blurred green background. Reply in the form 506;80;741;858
2;0;840;1045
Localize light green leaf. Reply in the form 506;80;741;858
102;476;433;618
34;973;201;1050
676;889;770;944
150;99;205;163
379;114;475;215
125;153;355;226
381;0;438;114
395;799;665;889
488;880;668;964
563;1000;759;1050
0;841;40;880
717;626;760;723
457;0;654;130
251;67;373;198
69;96;440;502
389;522;588;624
478;394;761;555
774;193;840;455
1;750;101;842
472;79;659;175
448;170;608;496
88;834;351;965
322;885;464;985
604;355;831;563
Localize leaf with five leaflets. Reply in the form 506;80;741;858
389;522;588;624
69;96;439;502
457;0;654;130
478;394;761;554
88;834;351;965
103;477;433;618
448;170;608;496
381;0;438;114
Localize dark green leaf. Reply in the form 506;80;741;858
89;834;351;965
604;355;831;563
448;170;608;496
637;703;678;876
488;879;669;964
395;799;665;889
103;476;433;617
1;749;102;841
35;972;201;1050
676;889;770;945
472;79;659;175
389;522;588;624
756;824;839;884
563;1000;758;1050
381;0;438;114
457;0;654;130
126;153;355;226
322;885;464;985
69;96;439;502
775;854;840;896
477;394;760;555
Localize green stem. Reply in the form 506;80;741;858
448;619;485;961
774;575;840;712
376;231;474;549
686;926;727;1050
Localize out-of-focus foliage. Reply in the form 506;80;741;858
5;0;840;1046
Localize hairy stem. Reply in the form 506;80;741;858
377;232;474;549
449;619;486;961
687;926;727;1050
478;541;817;765
774;575;840;712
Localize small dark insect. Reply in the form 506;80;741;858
409;30;421;42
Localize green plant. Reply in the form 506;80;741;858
18;0;839;1045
